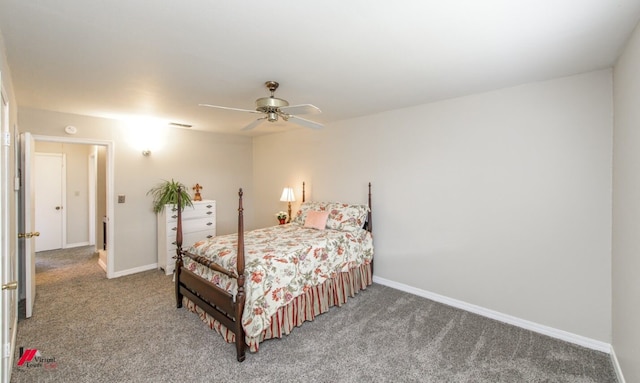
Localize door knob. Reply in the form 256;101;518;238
55;206;62;210
2;281;18;290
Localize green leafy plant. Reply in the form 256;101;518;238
147;179;193;213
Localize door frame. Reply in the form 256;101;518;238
20;132;36;318
32;135;115;278
1;72;17;383
88;147;96;247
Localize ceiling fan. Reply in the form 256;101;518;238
199;81;323;131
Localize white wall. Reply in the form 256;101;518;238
612;21;640;383
18;108;254;273
0;30;16;126
254;70;613;343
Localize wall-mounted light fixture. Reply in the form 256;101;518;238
279;187;295;223
124;116;168;156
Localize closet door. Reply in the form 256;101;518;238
34;153;64;252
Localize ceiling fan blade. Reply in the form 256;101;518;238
199;104;262;114
241;117;267;131
279;104;321;115
287;115;324;130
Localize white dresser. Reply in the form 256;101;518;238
157;200;216;275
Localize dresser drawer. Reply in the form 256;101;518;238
166;217;215;237
166;229;214;251
165;201;215;223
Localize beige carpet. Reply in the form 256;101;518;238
11;246;617;382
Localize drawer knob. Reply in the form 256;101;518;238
206;235;213;239
171;215;177;219
172;227;177;231
206;211;213;215
206;222;213;226
206;205;213;208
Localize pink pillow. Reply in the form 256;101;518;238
304;211;329;230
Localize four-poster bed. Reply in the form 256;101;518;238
173;182;373;362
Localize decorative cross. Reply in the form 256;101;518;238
193;183;203;201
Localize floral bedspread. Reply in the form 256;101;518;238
183;224;374;338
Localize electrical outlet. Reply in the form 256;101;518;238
118;195;125;203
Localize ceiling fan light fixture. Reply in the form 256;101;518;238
267;112;278;122
256;96;289;112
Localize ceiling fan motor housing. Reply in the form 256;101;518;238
256;96;289;122
256;96;289;111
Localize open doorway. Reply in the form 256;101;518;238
33;142;103;258
28;135;114;278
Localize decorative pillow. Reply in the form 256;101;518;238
293;201;369;232
303;211;329;230
325;203;369;232
292;201;330;225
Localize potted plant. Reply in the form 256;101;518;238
275;211;288;225
147;179;193;213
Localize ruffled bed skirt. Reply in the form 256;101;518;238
183;262;372;352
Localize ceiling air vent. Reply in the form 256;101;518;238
169;122;192;128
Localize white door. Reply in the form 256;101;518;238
1;78;18;383
34;153;64;252
19;132;36;318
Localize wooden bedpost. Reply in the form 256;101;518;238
235;188;246;362
302;181;305;203
175;188;184;309
367;182;373;275
367;182;372;234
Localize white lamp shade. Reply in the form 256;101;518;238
279;187;295;202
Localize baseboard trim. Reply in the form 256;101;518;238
372;276;611;354
610;346;626;383
97;257;107;272
109;263;158;279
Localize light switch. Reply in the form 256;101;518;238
118;195;125;203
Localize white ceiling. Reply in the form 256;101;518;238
1;1;639;136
